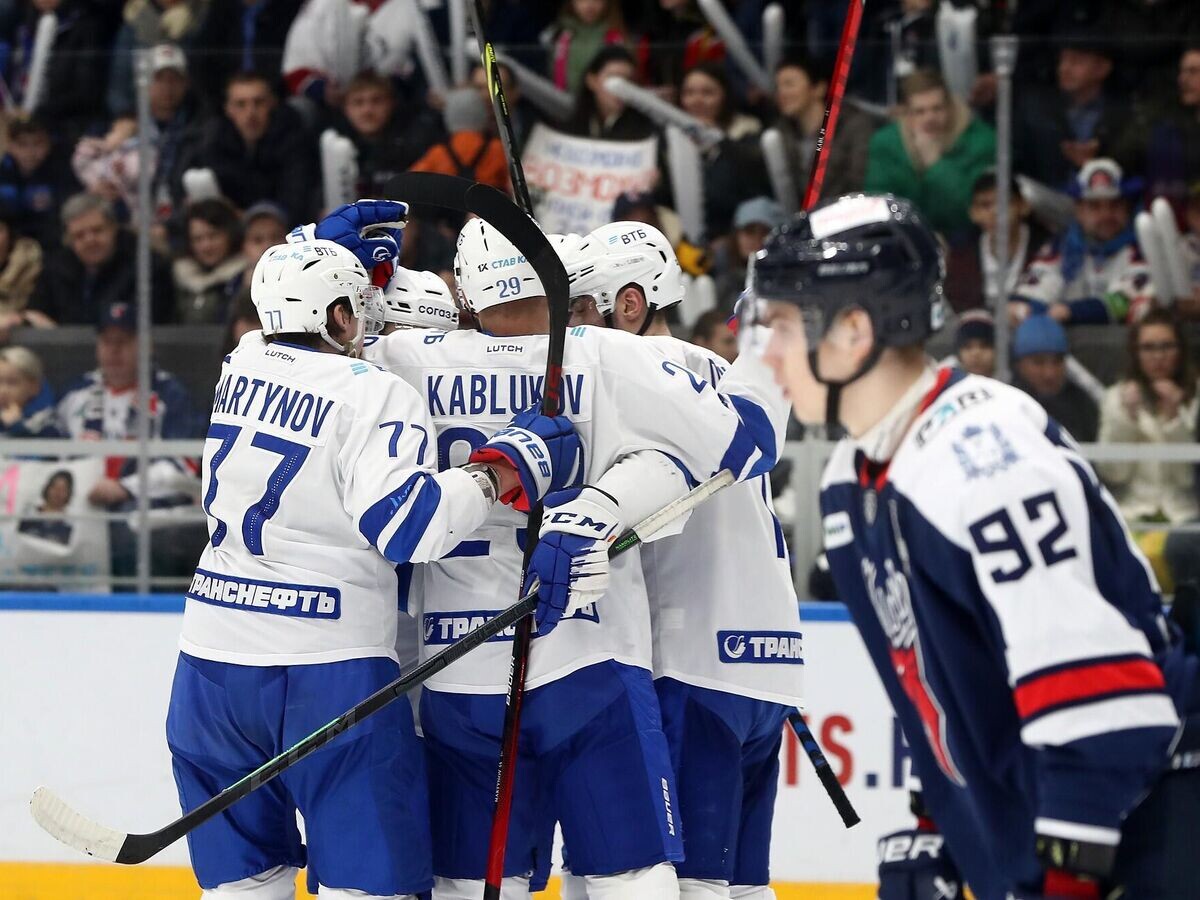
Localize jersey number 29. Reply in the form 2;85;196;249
204;423;310;555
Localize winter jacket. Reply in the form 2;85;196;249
0;401;59;438
409;132;508;193
1012;374;1099;443
773;103;876;203
173;254;246;325
1098;382;1200;524
29;230;174;326
0;149;81;250
188;0;304;109
187;104;316;222
864;100;996;239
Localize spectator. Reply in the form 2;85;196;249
1120;45;1200;208
29;193;173;326
1011;314;1099;442
1010;158;1152;326
188;0;304;110
549;0;631;94
106;3;203;118
16;470;76;547
0;213;46;333
1097;309;1199;524
1179;181;1200;317
631;0;719;92
951;310;997;378
409;88;508;193
0;345;58;437
610;190;684;249
71;117;142;217
945;171;1050;312
55;301;204;580
173;199;246;324
470;61;538;152
862;0;939;107
187;72;316;221
714;196;784;310
396;216;456;284
689;308;737;363
678;62;770;237
1014;37;1128;191
142;45;209;243
221;288;260;354
0;115;81;250
7;0;115;141
240;201;289;270
772;55;873;203
336;72;444;199
864;69;996;240
566;45;657;141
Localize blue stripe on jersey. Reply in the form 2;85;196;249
719;395;776;480
444;540;490;558
359;473;443;564
396;563;413;613
759;477;786;560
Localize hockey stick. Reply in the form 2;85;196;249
29;476;737;865
802;0;865;209
460;5;571;895
788;713;860;828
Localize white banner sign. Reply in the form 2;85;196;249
521;124;659;236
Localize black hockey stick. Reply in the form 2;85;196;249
788;713;860;828
29;470;738;865
458;6;571;896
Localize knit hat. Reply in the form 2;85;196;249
955;309;995;350
733;196;786;231
1012;314;1067;360
443;88;489;134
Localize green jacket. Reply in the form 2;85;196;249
864;116;996;236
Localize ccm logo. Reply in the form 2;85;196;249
547;512;610;532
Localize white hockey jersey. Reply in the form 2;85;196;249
640;338;804;708
365;325;778;694
179;333;492;667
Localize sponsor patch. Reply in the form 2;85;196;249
823;511;853;549
716;630;804;664
424;604;599;644
186;568;340;618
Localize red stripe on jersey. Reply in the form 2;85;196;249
1014;658;1165;720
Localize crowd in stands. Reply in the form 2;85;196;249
0;0;1199;588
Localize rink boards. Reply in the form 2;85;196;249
0;597;911;897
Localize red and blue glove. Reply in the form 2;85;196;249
526;487;621;634
469;407;583;511
290;200;409;272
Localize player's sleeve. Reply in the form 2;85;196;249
710;334;790;457
341;374;491;564
938;413;1178;846
591;449;693;541
599;336;778;486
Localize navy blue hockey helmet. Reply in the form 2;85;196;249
746;193;946;376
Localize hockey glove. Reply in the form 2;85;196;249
469;408;583;511
289;200;409;270
876;821;964;900
527;487;620;634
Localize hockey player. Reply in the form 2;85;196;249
168;237;583;900
374;265;460;334
563;221;801;900
355;214;779;900
742;192;1199;899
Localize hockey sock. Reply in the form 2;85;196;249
560;871;589;900
729;886;777;900
432;876;529;900
319;888;421;900
203;865;298;900
583;862;680;899
678;877;731;898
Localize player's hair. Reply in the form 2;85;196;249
61;192;116;229
1126;307;1196;406
224;70;275;101
900;69;949;105
343;71;395;101
0;345;44;384
185;198;243;261
263;298;354;350
680;61;735;130
774;53;831;87
561;0;625;32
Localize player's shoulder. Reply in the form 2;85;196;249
582;325;676;368
646;334;727;380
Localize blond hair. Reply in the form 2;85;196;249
0;345;44;384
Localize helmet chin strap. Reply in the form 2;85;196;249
635;306;657;336
810;342;884;432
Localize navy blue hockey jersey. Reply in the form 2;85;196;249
820;367;1191;899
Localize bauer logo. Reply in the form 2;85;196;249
717;630;804;664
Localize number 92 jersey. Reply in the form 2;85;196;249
180;332;490;667
366;325;778;694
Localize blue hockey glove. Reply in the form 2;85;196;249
469;407;583;511
527;487;620;635
290;200;409;270
877;824;963;900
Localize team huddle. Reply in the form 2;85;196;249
170;196;799;900
167;191;1199;900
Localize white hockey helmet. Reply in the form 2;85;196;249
381;266;459;330
566;221;686;318
251;239;382;352
454;218;547;314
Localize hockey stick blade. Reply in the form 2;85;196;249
30;787;128;862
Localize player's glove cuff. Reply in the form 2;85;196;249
470;409;582;511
